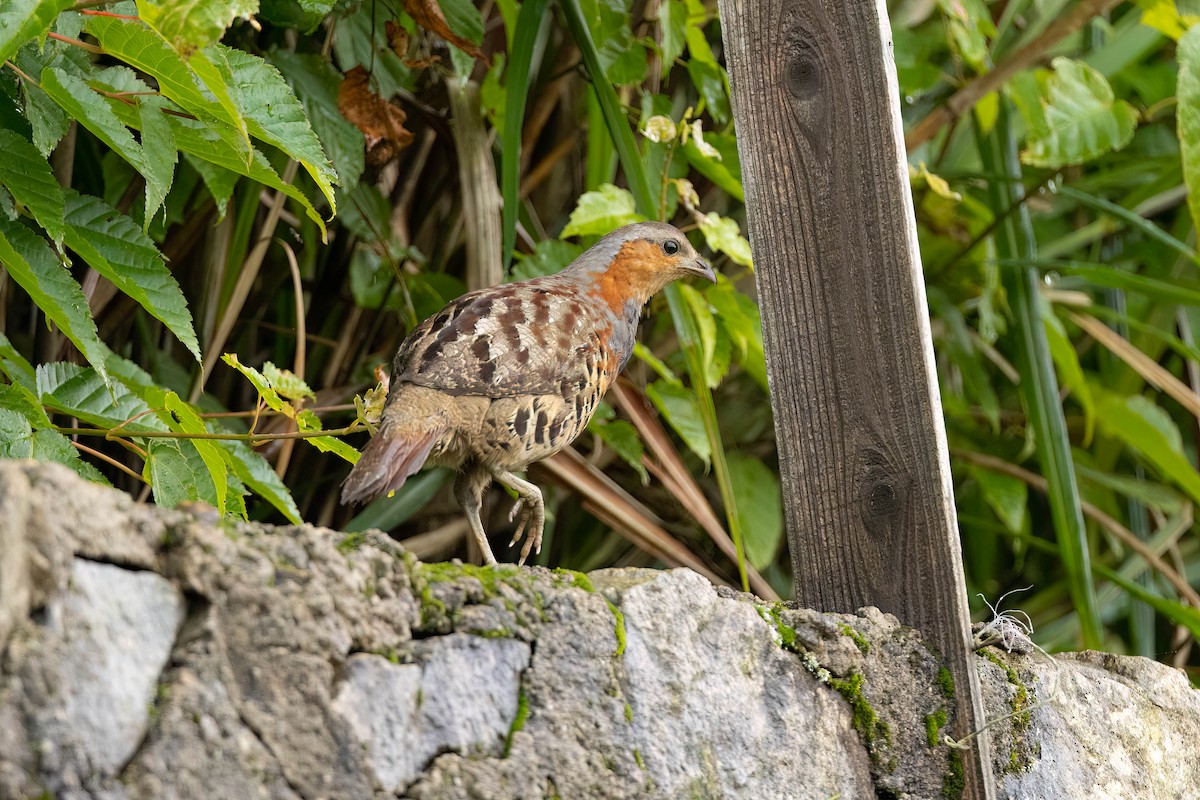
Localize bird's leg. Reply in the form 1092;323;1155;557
488;469;544;566
454;467;497;565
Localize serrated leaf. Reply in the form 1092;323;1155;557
561;183;645;238
31;428;110;484
263;361;314;401
646;379;710;465
0;382;52;429
62;190;202;366
87;16;252;158
220;439;302;523
145;438;212;508
136;85;178;227
38;363;168;431
1019;58;1137;168
0;218;108;388
136;0;258;53
0;0;74;65
0;129;64;244
208;44;338;212
269;50;365;188
164;391;227;514
0;333;35;392
1179;26;1200;237
184;153;239;216
0;408;33;458
591;418;648;484
39;67;171;208
697;212;751;268
727;453;782;570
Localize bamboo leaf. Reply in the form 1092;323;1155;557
62;190;202;367
0;129;64;244
1094;389;1200;506
0;218;109;389
0;0;73;65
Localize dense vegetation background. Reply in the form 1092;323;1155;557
1;0;1199;675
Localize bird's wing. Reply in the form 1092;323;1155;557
393;280;612;398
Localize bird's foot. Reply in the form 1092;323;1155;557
507;496;545;565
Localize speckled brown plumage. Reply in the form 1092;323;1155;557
340;221;714;564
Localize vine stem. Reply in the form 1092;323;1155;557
55;422;365;442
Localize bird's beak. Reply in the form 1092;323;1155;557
686;257;716;283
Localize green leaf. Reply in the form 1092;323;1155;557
1094;389;1200;505
62;190;202;366
164;391;227;514
511;240;584;281
971;465;1028;534
263;361;314;401
0;218;109;388
258;0;334;33
936;0;994;72
220;439;302;523
646;380;710;465
697;212;751;268
1043;306;1094;444
209;44;338;212
145;438;211;509
0;382;52;429
136;0;258;53
706;280;767;391
38;363;166;430
269;50;365;188
577;0;646;85
727;454;782;570
1076;464;1186;515
561;183;646;238
438;0;485;47
0;0;74;65
87;16;252;157
681;282;729;388
682;130;742;202
0;332;37;391
683;25;730;125
39;67;169;208
1017;58;1138;168
1179;25;1200;237
0;408;32;458
23;82;69;157
184;153;239;216
658;0;686;77
592;418;649;484
0;129;64;244
31;427;110;484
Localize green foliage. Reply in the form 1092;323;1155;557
0;0;1197;672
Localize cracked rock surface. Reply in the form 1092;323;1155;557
1;461;1198;799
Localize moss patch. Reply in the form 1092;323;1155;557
503;687;530;756
336;531;369;554
553;568;627;659
829;672;891;760
983;650;1037;773
935;666;955;700
839;623;871;654
925;708;948;747
941;749;965;799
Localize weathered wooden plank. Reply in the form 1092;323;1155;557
717;1;995;797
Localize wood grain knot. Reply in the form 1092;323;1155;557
856;445;909;535
784;43;821;101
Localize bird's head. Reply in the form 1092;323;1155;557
571;221;716;313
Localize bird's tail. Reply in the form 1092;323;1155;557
340;418;444;506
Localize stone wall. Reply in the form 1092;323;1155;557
1;461;1197;799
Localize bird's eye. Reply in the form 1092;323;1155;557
663;239;680;255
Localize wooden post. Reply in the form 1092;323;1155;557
718;1;996;798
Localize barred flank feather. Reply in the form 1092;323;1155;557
340;422;444;505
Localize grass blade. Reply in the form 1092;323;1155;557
559;0;750;591
975;101;1103;648
500;0;551;269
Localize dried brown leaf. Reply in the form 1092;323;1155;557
401;0;484;60
337;66;415;168
385;19;409;59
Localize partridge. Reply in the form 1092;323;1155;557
340;221;715;564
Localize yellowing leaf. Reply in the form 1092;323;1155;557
561;183;646;238
1019;58;1138;168
641;114;677;143
698;212;752;268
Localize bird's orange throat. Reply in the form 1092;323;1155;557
593;239;677;314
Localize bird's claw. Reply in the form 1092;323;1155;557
507;497;544;565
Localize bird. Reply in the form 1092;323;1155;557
340;221;715;565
